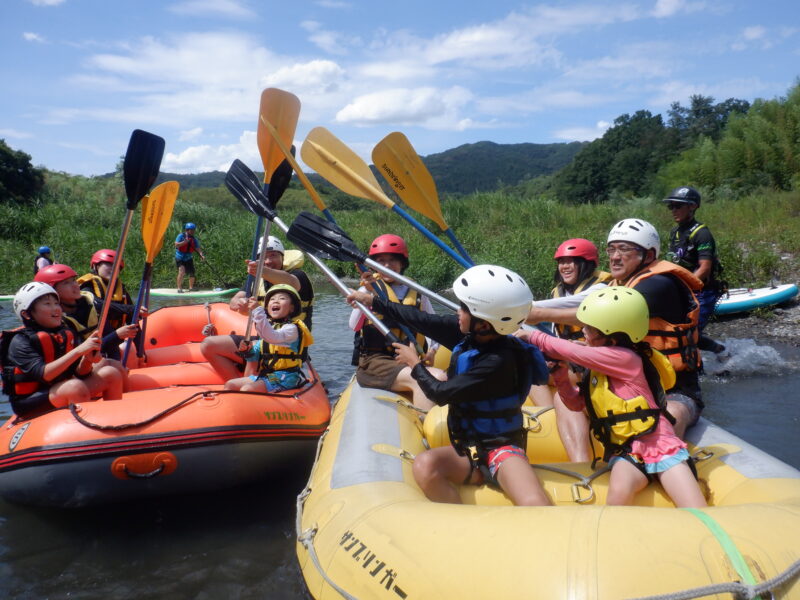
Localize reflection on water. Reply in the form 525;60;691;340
0;291;798;599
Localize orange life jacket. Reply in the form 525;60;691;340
1;326;78;398
616;260;702;373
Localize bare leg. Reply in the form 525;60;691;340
85;365;123;400
176;265;186;291
391;365;445;411
528;384;554;407
241;379;268;393
553;391;591;462
495;455;551;506
201;335;245;380
412;446;474;504
657;462;707;508
49;379;91;408
225;376;250;391
666;399;692;439
188;275;196;290
606;459;649;506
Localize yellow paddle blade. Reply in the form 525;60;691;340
372;132;447;230
141;180;179;262
301;127;394;209
257;88;301;182
260;115;327;212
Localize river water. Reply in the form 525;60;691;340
0;287;798;599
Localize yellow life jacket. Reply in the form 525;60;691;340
256;318;313;374
550;269;613;340
617;260;702;373
77;273;129;304
583;349;675;457
358;280;427;354
63;291;99;341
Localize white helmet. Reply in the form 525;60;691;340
607;218;660;258
452;265;533;335
257;235;284;255
13;282;58;320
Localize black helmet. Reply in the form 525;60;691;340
663;186;701;207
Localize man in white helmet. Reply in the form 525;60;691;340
200;235;314;380
605;218;703;437
348;265;551;506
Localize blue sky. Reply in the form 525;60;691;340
2;0;798;177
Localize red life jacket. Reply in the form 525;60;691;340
1;326;78;399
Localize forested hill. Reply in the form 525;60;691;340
420;140;586;194
150;140;585;195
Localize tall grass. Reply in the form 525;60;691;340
1;175;798;302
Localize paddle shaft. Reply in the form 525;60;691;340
95;211;134;342
121;260;151;366
243;220;275;342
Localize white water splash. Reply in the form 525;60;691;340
701;337;792;379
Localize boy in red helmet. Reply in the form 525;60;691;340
349;234;444;410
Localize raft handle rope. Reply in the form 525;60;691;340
295;428;360;600
522;405;554;433
69;365;322;431
529;462;612;504
626;558;799;600
374;393;428;415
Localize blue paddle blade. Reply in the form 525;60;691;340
123;129;165;210
225;159;276;220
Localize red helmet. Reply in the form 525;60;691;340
91;249;124;269
34;263;78;286
369;234;409;258
554;238;598;263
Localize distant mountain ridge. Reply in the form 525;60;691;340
151;140;586;195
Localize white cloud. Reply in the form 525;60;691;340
336;87;474;129
315;0;351;8
261;60;345;92
0;128;34;139
178;127;203;141
23;32;46;43
27;0;65;5
168;0;254;19
301;21;360;55
743;25;767;40
554;120;611;141
162;130;260;173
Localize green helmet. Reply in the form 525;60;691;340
264;283;301;318
577;286;649;342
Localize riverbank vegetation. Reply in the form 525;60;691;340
1;81;799;298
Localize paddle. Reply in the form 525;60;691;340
96;129;165;348
258;115;423;353
373;132;475;265
287;211;460;313
225;159;400;344
300;127;471;268
246;87;301;295
121;180;178;366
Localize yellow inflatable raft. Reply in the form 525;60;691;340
296;379;800;599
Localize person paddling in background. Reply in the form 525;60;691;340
175;222;205;293
77;249;133;330
33;246;52;275
662;186;727;354
349;234;443;410
349;265;551;506
201;236;314;380
34;264;136;385
1;282;123;419
526;238;613;462
517;287;706;508
225;284;313;393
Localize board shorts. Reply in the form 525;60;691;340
175;258;195;277
609;447;691;481
355;353;404;389
486;445;528;478
248;370;304;393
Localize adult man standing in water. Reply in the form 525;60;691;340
662;186;727;354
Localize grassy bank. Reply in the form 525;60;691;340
1;173;798;300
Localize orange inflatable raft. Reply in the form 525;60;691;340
0;303;331;507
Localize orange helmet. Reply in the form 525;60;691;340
34;264;78;286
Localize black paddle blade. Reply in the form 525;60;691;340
267;145;296;209
225;159;276;220
123;129;165;210
287;211;366;263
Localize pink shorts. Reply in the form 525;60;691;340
486;445;528;478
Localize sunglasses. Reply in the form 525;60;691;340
666;202;688;210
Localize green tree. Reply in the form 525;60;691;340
0;139;45;204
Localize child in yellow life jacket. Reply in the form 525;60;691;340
78;249;133;330
349;234;444;410
224;284;313;393
1;282;123;418
517;287;707;508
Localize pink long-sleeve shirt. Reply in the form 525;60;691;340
528;330;685;463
